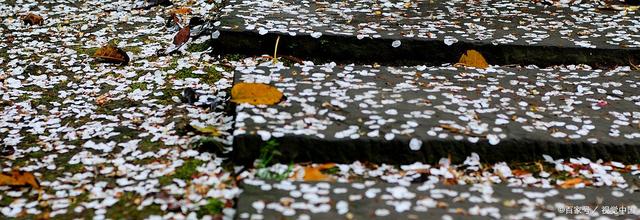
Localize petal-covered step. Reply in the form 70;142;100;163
236;179;640;219
231;62;640;164
213;0;640;67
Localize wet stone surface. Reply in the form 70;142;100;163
219;0;640;49
237;179;640;220
2;0;640;219
232;62;640;164
0;0;240;219
215;0;640;66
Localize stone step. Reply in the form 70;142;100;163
214;0;640;67
231;62;640;164
236;179;640;219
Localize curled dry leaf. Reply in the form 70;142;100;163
23;13;44;25
94;45;130;65
443;177;458;185
457;49;489;69
0;170;41;189
303;163;336;181
231;83;284;105
560;177;585;189
192;125;221;136
170;12;181;25
511;169;531;177
439;124;461;133
172;7;192;15
96;93;110;106
173;26;191;47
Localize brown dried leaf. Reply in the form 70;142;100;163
96;93;110;106
443;178;457;185
439;124;460;133
512;169;531;176
171;12;181;24
457;50;489;69
23;13;44;25
94;45;129;65
303;163;336;181
173;26;190;47
231;83;283;105
560;177;584;189
0;170;41;189
172;7;192;15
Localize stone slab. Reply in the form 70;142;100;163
231;63;640;164
214;0;640;67
236;179;640;219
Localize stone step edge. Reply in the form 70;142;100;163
212;30;640;68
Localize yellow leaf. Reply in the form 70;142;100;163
457;50;489;69
303;163;336;181
231;83;283;105
0;170;41;189
560;177;584;189
193;125;220;136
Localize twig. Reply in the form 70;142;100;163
629;58;640;70
273;36;280;64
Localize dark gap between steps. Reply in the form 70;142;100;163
211;30;640;68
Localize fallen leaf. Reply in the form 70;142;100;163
96;93;110;106
94;45;129;65
303;163;336;181
457;50;489;69
512;169;531;176
194;184;209;195
22;13;44;25
192;125;221;136
231;83;283;105
37;211;50;220
173;26;190;47
443;178;457;185
171;13;181;25
0;170;41;189
439;124;461;133
172;7;192;15
560;177;584;189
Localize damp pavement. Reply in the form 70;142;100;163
231;63;640;164
1;0;640;220
237;178;640;220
